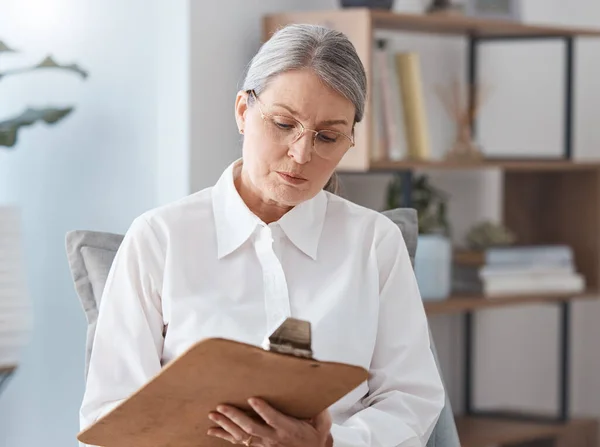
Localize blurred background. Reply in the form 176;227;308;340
1;0;600;446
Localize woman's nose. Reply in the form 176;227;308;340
287;132;313;164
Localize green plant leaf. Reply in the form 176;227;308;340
385;172;452;236
0;55;88;79
0;107;74;148
385;173;404;210
0;40;17;53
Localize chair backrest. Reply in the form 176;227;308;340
65;208;460;447
381;210;460;447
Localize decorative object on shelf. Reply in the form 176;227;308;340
435;79;490;162
0;39;88;148
0;207;32;396
465;220;516;250
414;234;452;301
340;0;394;9
464;0;521;21
426;0;464;15
386;173;452;300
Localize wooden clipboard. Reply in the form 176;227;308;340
77;318;369;447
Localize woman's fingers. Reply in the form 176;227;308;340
247;398;292;430
208;400;331;447
313;409;332;434
215;405;273;439
208;411;249;443
206;427;237;444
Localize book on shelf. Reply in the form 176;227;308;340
484;245;574;267
373;44;406;160
479;264;575;278
483;272;585;296
452;245;585;298
395;52;431;161
371;44;388;161
371;46;430;162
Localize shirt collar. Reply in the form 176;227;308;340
277;190;327;260
212;160;261;259
211;159;328;260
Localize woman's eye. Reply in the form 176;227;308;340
271;117;296;130
317;132;338;143
274;121;294;130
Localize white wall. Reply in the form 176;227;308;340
189;0;339;192
157;1;191;206
0;1;162;445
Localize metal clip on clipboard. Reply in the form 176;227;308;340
267;317;313;359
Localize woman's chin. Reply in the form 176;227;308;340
270;184;314;206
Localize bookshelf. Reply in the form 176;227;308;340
369;159;600;172
264;9;600;172
264;8;600;447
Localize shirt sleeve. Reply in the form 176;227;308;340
330;222;445;447
79;216;166;436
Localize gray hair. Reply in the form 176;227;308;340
242;24;367;195
242;23;367;124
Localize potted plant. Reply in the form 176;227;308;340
386;173;452;301
0;39;87;393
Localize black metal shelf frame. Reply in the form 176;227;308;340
464;32;575;424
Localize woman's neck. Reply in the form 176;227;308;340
235;166;292;224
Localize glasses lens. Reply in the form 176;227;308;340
314;131;352;160
261;113;352;160
263;115;302;146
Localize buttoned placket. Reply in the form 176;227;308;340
253;223;291;335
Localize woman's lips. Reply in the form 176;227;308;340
276;171;308;185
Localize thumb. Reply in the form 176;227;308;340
313;409;332;434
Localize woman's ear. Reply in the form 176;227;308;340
235;90;249;134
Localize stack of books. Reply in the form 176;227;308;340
453;245;586;298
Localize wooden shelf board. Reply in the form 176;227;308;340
455;416;600;447
453;250;485;266
369;10;600;37
425;291;598;315
365;158;600;172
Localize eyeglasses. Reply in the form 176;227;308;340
248;90;355;160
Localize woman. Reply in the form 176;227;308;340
80;24;445;447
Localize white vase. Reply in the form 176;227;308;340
414;234;452;301
0;206;32;370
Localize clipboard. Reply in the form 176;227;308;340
77;318;369;447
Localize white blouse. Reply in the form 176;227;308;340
80;160;445;446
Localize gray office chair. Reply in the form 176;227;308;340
66;208;460;447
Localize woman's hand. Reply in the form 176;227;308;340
207;397;333;447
